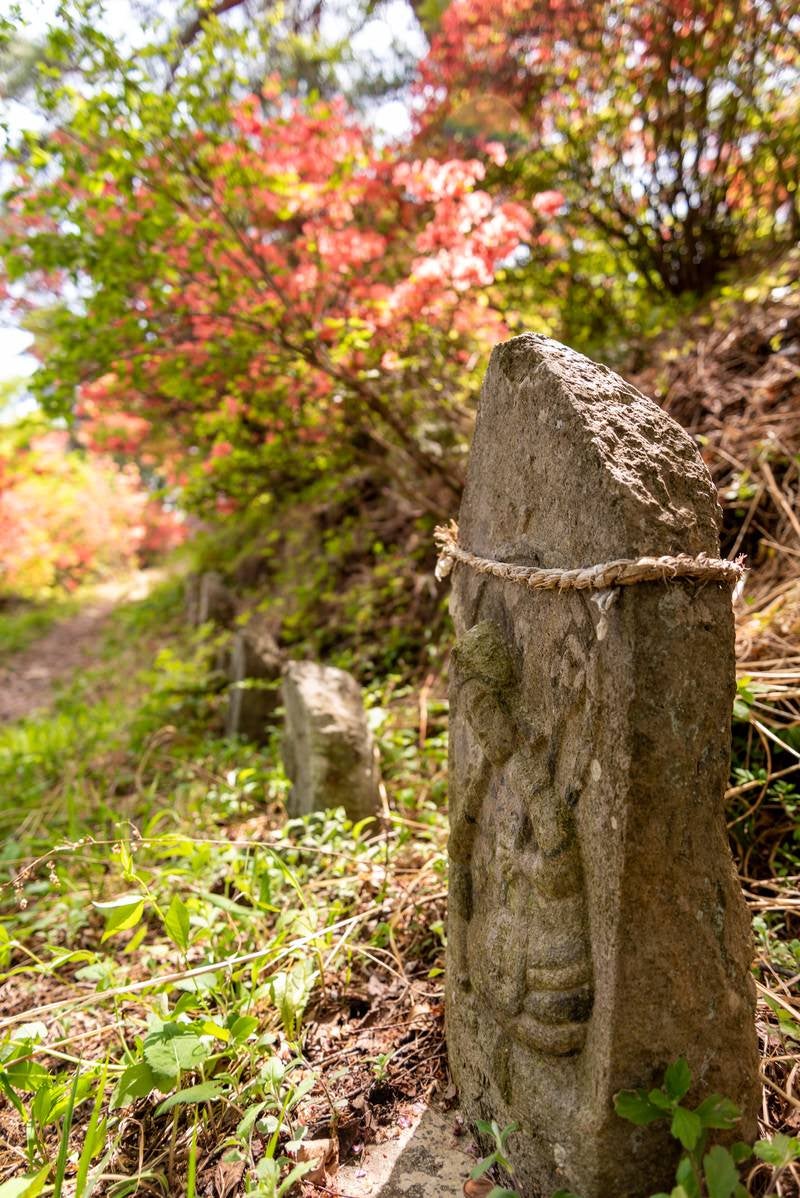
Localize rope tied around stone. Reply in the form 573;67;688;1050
434;521;746;592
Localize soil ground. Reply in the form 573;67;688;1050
0;572;162;722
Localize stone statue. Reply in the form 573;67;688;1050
444;334;760;1198
449;619;594;1057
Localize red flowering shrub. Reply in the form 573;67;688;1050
418;0;799;294
2;51;533;516
0;422;185;596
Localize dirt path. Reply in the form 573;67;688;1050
0;572;161;723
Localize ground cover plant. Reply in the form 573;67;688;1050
0;579;452;1195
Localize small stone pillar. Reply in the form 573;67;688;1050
225;615;283;741
282;662;380;821
197;571;236;627
444;335;759;1198
184;574;202;627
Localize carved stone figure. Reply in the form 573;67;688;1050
445;334;760;1198
449;620;593;1057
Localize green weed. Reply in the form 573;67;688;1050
0;581;449;1193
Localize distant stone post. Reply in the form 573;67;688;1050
282;662;380;821
225;615;283;741
441;335;759;1198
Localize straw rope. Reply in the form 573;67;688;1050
434;521;745;591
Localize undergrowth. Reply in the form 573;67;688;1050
0;579;449;1196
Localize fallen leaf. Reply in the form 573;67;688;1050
212;1159;245;1198
287;1136;339;1184
463;1178;495;1197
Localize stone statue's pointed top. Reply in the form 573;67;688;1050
459;333;721;568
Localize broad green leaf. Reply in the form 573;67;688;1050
41;1071;94;1125
237;1101;267;1139
703;1145;740;1198
269;960;316;1040
754;1132;800;1167
199;1020;230;1042
255;1157;280;1183
163;894;191;951
155;1081;224;1115
229;1014;260;1043
647;1088;673;1111
695;1094;741;1129
671;1106;703;1150
4;1057;50;1093
111;1061;158;1108
614;1089;664;1125
0;1073;26;1117
142;1023;210;1082
93;894;146;942
664;1058;692;1102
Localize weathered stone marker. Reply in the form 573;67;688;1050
225;615;283;741
441;335;759;1198
282;662;380;820
197;571;236;628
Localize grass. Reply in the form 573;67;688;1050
0;579;449;1197
0;596;81;659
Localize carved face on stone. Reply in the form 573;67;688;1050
450;619;594;1056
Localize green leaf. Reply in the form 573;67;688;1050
93;894;146;942
671;1106;703;1150
229;1014;259;1043
142;1022;210;1083
614;1089;665;1125
155;1081;224;1115
269;960;316;1040
237;1101;267;1139
754;1132;800;1167
111;1061;158;1108
4;1056;50;1094
0;1073;26;1118
695;1094;741;1129
648;1088;673;1111
470;1154;497;1179
163;894;191;951
276;1159;319;1197
0;1163;51;1197
703;1145;740;1198
664;1058;692;1102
